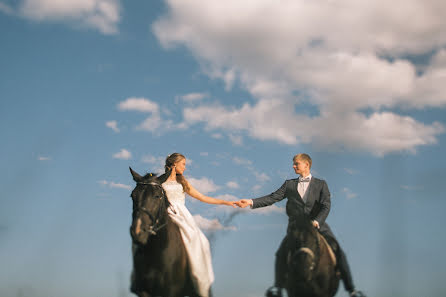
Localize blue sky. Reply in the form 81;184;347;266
1;1;446;297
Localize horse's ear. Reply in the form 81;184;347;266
129;167;143;183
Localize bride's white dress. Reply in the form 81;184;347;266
162;180;214;297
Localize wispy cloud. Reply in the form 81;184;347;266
113;149;131;160
38;156;51;161
193;215;236;231
177;92;209;103
342;187;358;199
141;154;165;174
400;185;423;191
98;180;131;190
106;120;120;133
226;181;239;189
232;156;252;166
344;168;358;175
253;172;271;183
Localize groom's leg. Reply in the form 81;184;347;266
320;231;355;293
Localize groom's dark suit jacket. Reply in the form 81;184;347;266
252;177;335;239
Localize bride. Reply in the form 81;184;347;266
158;153;237;297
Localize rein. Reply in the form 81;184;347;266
136;181;168;236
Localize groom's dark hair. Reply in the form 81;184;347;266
293;153;312;168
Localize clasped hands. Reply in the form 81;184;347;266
224;199;253;208
226;199;320;229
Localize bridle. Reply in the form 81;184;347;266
288;219;321;280
135;181;168;236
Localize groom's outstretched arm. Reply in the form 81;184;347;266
247;181;287;209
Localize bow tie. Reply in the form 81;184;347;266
299;177;311;183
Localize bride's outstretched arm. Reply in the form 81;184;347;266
186;181;237;207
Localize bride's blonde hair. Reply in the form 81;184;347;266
164;153;190;192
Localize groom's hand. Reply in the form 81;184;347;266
237;199;253;208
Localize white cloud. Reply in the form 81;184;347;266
106;120;120;133
253;172;270;183
188;177;220;194
118;97;185;133
17;0;120;34
226;181;239;189
38;156;51;161
141;154;165;173
215;194;239;201
113;149;131;160
98;180;131;190
110;182;131;190
211;133;223;139
228;133;243;146
178;92;209;103
153;0;446;155
118;97;159;113
342;187;358;199
400;185;423;191
193;215;236;231
232;156;252;166
344;168;358;175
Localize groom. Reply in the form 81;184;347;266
237;153;365;297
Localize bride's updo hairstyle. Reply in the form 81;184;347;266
163;153;190;192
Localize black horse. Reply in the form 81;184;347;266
284;210;340;297
129;167;199;297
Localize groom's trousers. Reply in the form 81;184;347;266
274;230;355;292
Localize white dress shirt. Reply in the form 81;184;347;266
298;173;312;199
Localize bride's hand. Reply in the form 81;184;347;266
224;201;238;208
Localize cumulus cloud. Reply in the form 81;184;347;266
113;149;131;160
4;0;121;34
106;120;120;133
193;215;236;231
118;97;159;113
118;97;185;133
188;177;220;194
98;180;131;190
153;0;446;155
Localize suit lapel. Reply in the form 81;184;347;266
293;179;304;201
305;179;315;205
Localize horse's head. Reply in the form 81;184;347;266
287;209;320;281
129;167;168;245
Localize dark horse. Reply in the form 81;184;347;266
284;209;340;297
129;167;200;297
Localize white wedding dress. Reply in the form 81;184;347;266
162;180;214;297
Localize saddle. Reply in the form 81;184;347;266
317;233;337;266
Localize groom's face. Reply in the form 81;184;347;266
293;158;310;176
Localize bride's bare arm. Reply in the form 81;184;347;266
186;181;236;207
